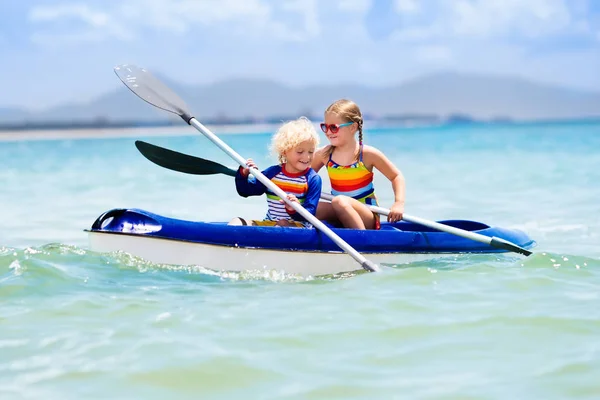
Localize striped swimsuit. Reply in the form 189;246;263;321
326;146;381;229
326;146;379;206
235;164;322;227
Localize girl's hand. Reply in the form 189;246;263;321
387;201;404;223
282;194;299;213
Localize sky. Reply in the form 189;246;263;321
0;0;599;110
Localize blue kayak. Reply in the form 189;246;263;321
86;208;535;277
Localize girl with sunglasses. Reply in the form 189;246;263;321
312;99;405;230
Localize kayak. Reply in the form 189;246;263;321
86;208;535;277
95;65;535;276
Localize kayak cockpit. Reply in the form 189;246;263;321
383;220;490;232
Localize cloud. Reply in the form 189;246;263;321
277;0;321;40
29;3;134;44
387;0;597;42
364;0;402;40
29;4;112;27
394;0;419;13
117;0;272;34
337;0;371;13
28;0;324;45
356;58;384;75
450;0;572;37
391;26;440;42
415;45;452;62
28;0;598;47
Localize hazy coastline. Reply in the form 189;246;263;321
0;123;284;142
2;115;599;143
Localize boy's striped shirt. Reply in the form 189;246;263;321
235;164;322;227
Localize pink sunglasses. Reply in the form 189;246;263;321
320;122;353;134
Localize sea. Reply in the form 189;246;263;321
1;120;599;399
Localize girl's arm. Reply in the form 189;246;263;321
364;146;405;222
310;146;328;172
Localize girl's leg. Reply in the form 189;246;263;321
331;196;377;230
315;200;338;222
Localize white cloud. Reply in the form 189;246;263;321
415;45;452;62
30;30;121;46
29;0;596;47
394;0;419;14
117;0;272;33
337;0;371;13
280;0;321;40
29;4;134;43
29;4;109;26
450;0;572;37
390;26;440;42
387;0;592;41
356;58;384;75
28;0;323;45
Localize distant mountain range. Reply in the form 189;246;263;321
1;71;599;127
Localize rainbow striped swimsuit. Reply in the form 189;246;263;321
326;146;379;206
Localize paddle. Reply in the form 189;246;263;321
319;193;532;256
114;64;380;273
133;140;532;256
135;140;236;176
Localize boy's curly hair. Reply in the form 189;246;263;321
270;116;320;164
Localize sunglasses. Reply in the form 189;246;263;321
320;122;353;134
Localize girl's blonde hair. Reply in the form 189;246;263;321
270;116;320;164
325;99;364;161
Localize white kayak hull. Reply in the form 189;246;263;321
88;231;458;277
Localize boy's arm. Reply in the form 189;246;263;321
235;165;279;197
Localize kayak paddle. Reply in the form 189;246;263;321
135;140;237;176
319;193;532;256
133;140;532;256
114;64;380;273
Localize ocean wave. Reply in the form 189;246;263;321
0;243;314;289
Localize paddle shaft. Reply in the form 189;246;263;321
320;193;531;256
188;119;381;272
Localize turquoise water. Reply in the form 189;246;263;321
1;121;600;399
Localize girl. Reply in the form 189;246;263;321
231;116;322;227
312;99;405;230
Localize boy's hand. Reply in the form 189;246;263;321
245;159;258;170
282;194;299;213
241;158;258;177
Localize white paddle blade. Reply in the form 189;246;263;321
114;64;193;123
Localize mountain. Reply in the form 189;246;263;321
1;71;599;125
0;107;29;122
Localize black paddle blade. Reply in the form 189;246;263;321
135;141;238;177
114;64;193;123
490;237;532;256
